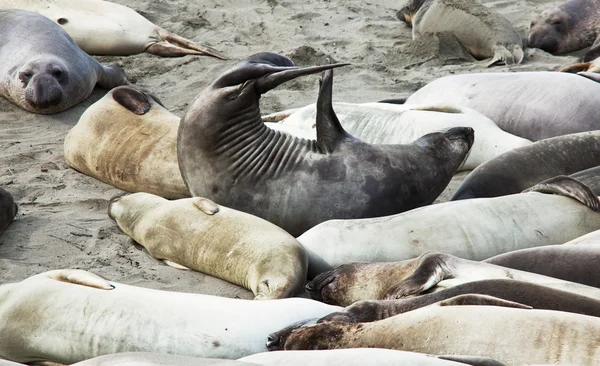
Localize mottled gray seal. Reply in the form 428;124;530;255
178;53;474;236
0;10;127;114
0;0;226;58
528;0;600;61
108;192;307;299
0;269;340;364
397;0;524;66
0;187;17;235
451;132;600;200
405;72;600;141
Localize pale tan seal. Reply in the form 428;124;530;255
0;0;226;58
108;192;308;299
397;0;524;66
71;353;258;366
64;86;189;199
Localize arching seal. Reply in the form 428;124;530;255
319;280;600;323
298;176;600;277
404;72;600;141
0;0;226;59
528;0;600;61
451;132;600;200
0;187;17;235
240;349;505;366
0;10;127;114
72;353;257;366
397;0;524;66
178;53;474;236
108;192;307;299
64;86;189;199
0;269;340;364
263;102;531;171
267;303;600;365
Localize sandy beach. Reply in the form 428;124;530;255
0;0;583;298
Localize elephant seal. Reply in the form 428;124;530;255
528;0;600;61
240;349;505;366
108;192;307;299
397;0;524;66
319;280;600;323
0;269;340;364
451;132;600;200
405;72;600;141
0;0;226;59
306;250;600;306
64;86;189;199
298;176;600;277
0;187;17;235
267;303;600;365
262;102;531;171
0;10;127;114
178;53;474;236
72;353;257;366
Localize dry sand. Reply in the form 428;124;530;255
0;0;584;298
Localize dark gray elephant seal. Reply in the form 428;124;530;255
405;72;600;141
319;280;600;324
451;132;600;200
528;0;600;61
0;187;17;235
398;0;523;66
178;53;474;236
0;10;127;114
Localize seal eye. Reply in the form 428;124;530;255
551;20;562;26
52;69;64;80
57;18;68;25
530;20;537;28
19;71;33;84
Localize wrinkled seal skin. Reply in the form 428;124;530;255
398;0;523;66
0;0;227;59
268;305;600;365
405;72;600;141
0;269;340;364
528;0;600;61
320;280;600;323
452;132;600;200
64;86;189;199
108;192;308;299
0;10;127;114
0;187;17;235
178;53;474;236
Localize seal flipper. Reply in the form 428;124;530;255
163;260;190;270
96;64;128;90
384;252;454;299
523;176;600;211
437;294;532;309
113;86;151;115
487;44;524;67
146;28;228;60
557;62;592;73
48;269;114;290
438;355;508;366
192;197;220;215
315;68;353;153
378;96;408;104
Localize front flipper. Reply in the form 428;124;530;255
438;294;532;309
97;64;129;89
48;269;114;290
192;197;220;215
523;176;600;211
384;252;453;299
146;28;228;59
486;44;524;67
261;109;299;122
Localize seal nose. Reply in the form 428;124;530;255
25;74;63;108
266;334;279;349
527;31;559;53
444;127;475;145
107;192;130;220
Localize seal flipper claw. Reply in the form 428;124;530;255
438;355;508;366
48;269;114;290
192;197;220;215
306;269;338;302
315;69;353;152
524;176;600;211
384;252;453;299
437;294;532;309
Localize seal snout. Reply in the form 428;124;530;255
527;31;559;53
444;127;475;145
25;72;64;109
107;192;130;220
266;334;280;350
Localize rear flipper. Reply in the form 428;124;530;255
146;28;228;59
523;176;600;211
47;269;114;290
384;252;454;299
487;44;524;67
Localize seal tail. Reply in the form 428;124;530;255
523;176;600;211
146;28;229;60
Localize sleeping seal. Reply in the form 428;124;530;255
397;0;524;66
0;269;340;364
108;193;307;299
0;10;127;114
0;0;226;58
178;53;474;236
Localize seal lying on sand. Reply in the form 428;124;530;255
267;302;600;365
108;192;308;299
404;72;600;141
0;269;340;364
451;132;600;200
263;102;531;171
0;0;226;58
0;10;127;114
0;187;17;235
64;86;189;199
298;176;600;277
72;353;256;366
178;53;474;236
397;0;524;66
528;0;600;61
